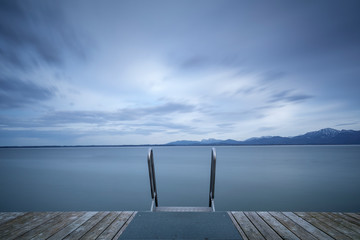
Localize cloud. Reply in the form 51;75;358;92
0;128;89;146
179;56;211;70
1;1;360;145
335;122;358;127
0;101;199;145
257;127;278;132
233;86;262;96
29;102;196;126
0;76;55;108
0;0;87;71
285;94;313;102
207;106;267;123
140;102;195;115
261;71;287;83
173;54;243;72
269;90;313;104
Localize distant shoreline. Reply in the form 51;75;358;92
1;143;360;148
2;128;359;148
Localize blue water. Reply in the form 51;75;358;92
0;145;359;212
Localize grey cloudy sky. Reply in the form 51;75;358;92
1;0;360;145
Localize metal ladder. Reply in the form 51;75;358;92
147;148;216;212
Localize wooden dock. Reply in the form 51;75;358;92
0;211;359;239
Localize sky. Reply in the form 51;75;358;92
0;0;360;146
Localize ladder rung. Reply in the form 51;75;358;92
154;206;213;212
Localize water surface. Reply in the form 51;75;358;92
0;145;359;211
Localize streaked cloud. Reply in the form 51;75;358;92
0;76;55;108
0;1;87;71
40;102;195;124
269;90;313;104
0;0;359;145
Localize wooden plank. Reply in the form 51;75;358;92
344;213;360;221
47;212;97;240
0;212;26;226
3;212;61;240
310;212;360;239
17;212;84;239
295;212;352;240
322;212;360;234
0;212;30;236
112;211;137;240
228;212;248;240
282;212;333;239
96;211;133;240
257;212;300;240
0;212;52;238
63;211;110;240
79;211;121;239
309;212;358;239
335;213;360;226
269;212;318;240
0;211;358;240
232;211;265;240
244;212;282;240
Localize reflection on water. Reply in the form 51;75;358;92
0;145;359;211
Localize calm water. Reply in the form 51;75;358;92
0;145;359;212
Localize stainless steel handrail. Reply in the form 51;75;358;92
147;148;158;211
147;147;216;212
209;147;216;211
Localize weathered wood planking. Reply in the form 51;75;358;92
0;211;359;239
244;211;282;240
17;212;85;239
282;212;332;239
63;212;110;240
232;212;360;240
295;212;352;240
0;212;26;226
96;212;134;240
48;212;98;240
0;211;135;240
257;212;300;240
232;211;266;240
268;212;318;240
228;212;249;240
112;211;136;240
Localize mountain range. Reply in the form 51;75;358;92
166;128;360;145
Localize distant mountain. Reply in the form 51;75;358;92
288;128;360;145
166;128;360;145
242;136;290;145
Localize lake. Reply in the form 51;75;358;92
0;145;359;212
